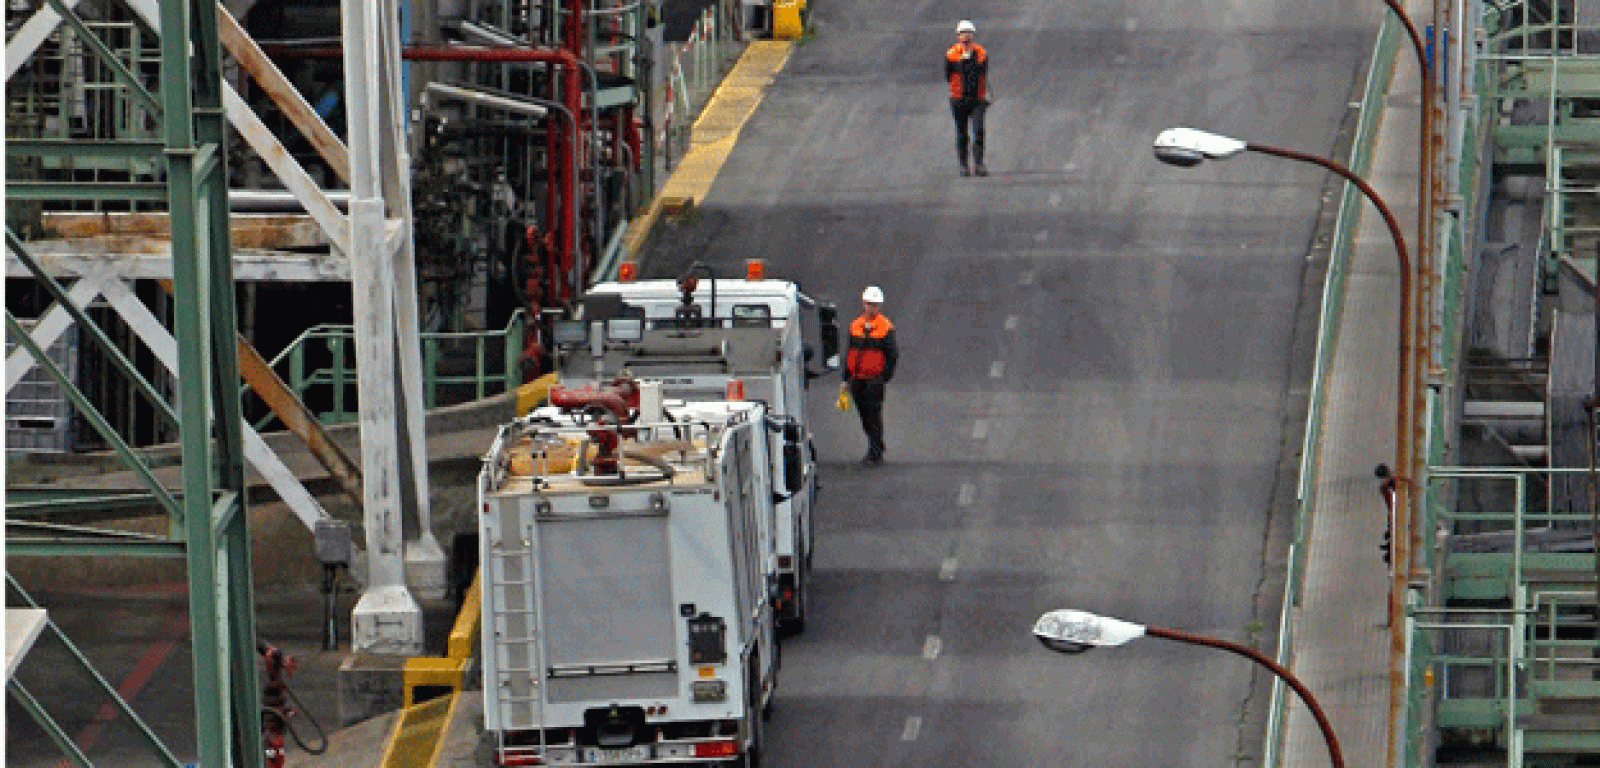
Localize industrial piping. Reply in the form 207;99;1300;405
277;44;589;302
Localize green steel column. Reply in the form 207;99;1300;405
196;0;265;757
160;0;260;760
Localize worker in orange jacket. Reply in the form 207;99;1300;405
840;286;898;465
945;19;989;176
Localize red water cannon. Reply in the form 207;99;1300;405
548;377;642;474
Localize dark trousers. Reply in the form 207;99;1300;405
949;97;987;166
850;378;886;458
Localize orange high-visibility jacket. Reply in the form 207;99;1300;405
845;314;898;381
945;42;989;100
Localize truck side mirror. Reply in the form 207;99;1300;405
783;442;804;494
817;305;840;367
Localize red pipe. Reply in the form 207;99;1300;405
549;386;632;423
274;44;585;301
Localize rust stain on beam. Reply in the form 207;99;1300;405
158;279;365;509
216;3;352;186
42;212;330;250
234;334;365;507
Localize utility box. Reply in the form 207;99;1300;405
772;0;803;39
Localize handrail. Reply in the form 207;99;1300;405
658;8;743;168
252;309;528;428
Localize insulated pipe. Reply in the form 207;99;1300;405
424;81;549;118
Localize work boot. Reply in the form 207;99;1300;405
959;162;971;177
974;162;988;177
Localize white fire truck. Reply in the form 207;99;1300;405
478;378;797;766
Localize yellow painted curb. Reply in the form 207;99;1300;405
378;693;455;768
620;40;794;262
515;372;559;416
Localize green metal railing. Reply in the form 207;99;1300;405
1412;468;1600;767
252;309;528;427
1392;1;1600;764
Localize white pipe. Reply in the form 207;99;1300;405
425;81;550;117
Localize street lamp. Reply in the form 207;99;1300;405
1153;126;1414;637
1034;609;1345;768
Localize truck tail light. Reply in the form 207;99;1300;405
619;261;637;282
725;379;744;400
693;740;739;758
745;259;765;280
496;750;543;765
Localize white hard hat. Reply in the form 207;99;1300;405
862;286;885;303
956;20;976;34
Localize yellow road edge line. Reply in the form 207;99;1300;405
380;694;455;768
446;569;482;660
425;692;463;768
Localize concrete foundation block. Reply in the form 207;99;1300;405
337;652;407;727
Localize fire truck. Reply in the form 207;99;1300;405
479;378;801;766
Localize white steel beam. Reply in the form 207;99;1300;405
5;263;113;393
343;0;425;653
7;247;349;282
4;0;80;81
377;0;443;603
98;277;345;537
222;87;352;255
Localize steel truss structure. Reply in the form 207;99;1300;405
5;0;266;761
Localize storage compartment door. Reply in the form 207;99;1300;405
538;514;680;702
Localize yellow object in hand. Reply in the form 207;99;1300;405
836;389;852;411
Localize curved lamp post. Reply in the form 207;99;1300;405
1033;609;1345;768
1153;126;1414;637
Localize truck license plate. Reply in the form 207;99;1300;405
584;746;649;763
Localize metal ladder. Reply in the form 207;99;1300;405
485;516;551;758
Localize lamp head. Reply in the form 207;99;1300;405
1153;127;1248;167
1033;609;1147;654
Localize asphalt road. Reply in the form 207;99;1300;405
640;1;1379;765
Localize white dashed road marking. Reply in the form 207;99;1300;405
989;361;1005;378
922;635;943;660
957;483;975;506
971;420;988;440
939;557;959;581
902;716;923;741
